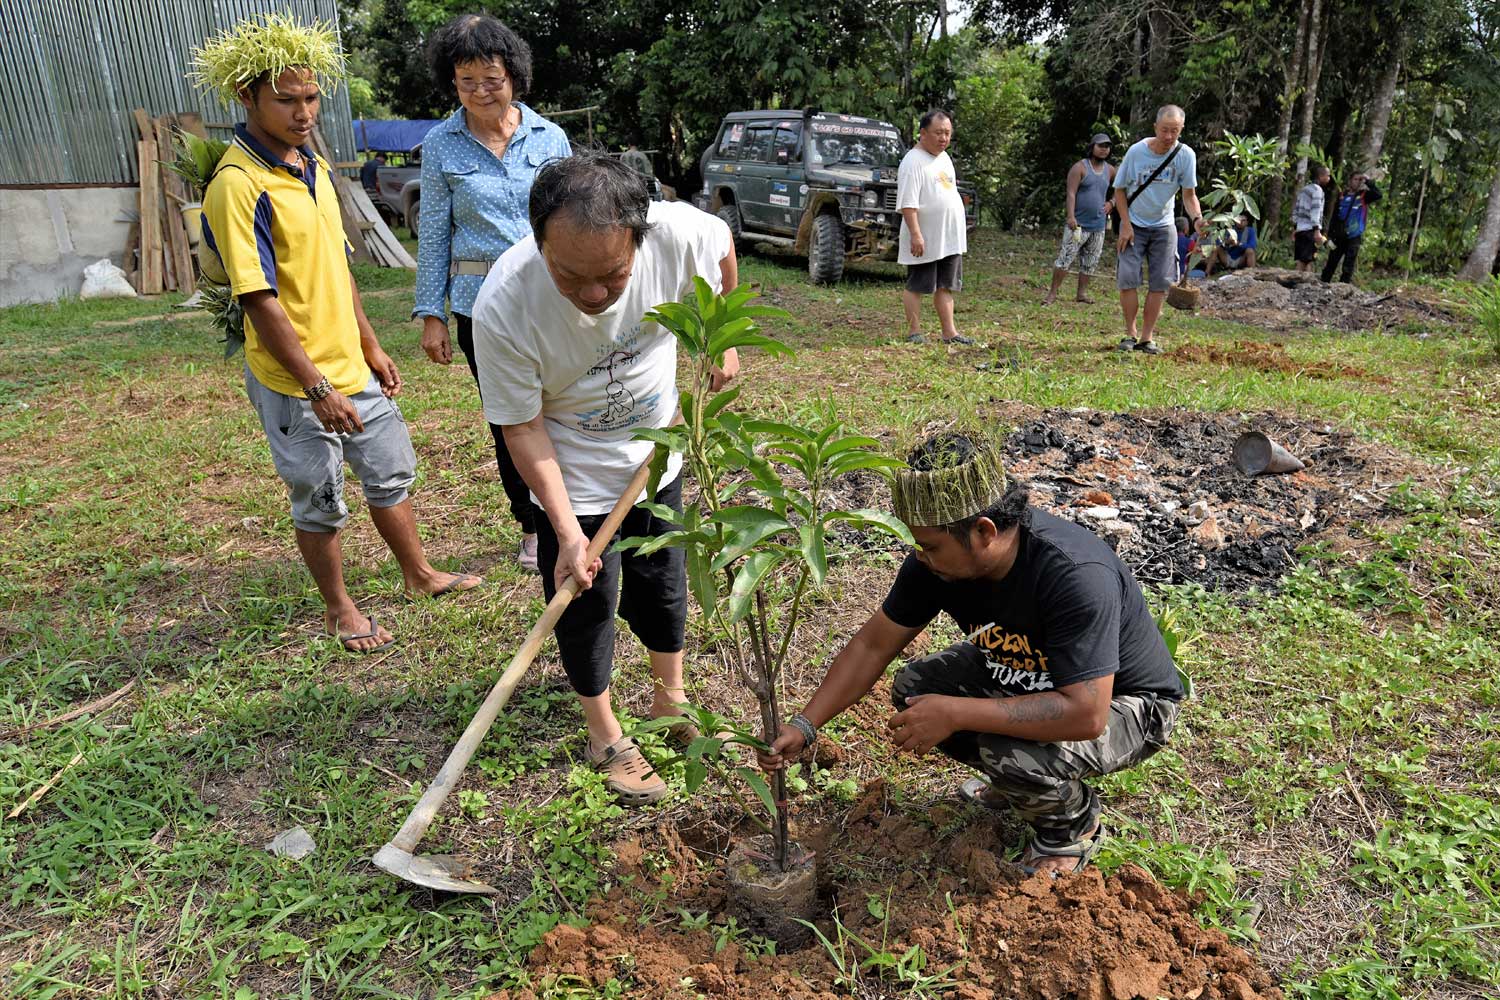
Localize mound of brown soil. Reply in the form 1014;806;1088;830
492;783;1281;1000
1197;267;1458;333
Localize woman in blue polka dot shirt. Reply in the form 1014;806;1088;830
413;14;571;573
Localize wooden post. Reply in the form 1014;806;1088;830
123;221;141;292
136;138;164;294
154;117;197;295
176;111;209;140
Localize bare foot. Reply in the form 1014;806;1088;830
651;687;689;720
1029;852;1082;876
326;609;394;653
1075;294;1096;303
409;571;483;599
1042;292;1056;305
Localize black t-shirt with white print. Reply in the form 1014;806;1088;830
882;508;1183;700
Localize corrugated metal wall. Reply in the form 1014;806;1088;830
0;0;357;185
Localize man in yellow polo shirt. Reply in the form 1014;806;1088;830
196;16;479;653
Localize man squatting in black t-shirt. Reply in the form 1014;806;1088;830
759;433;1184;875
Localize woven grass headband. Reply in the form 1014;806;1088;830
890;439;1008;528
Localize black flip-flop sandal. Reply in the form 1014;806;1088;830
426;572;480;599
337;617;396;655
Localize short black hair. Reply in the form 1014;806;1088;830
427;14;533;98
919;109;952;131
1311;162;1330;180
905;434;1029;546
940;481;1030;546
529;151;655;248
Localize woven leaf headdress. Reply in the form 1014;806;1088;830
890;434;1008;528
190;13;346;105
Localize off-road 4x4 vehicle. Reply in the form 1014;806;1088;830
699;109;976;283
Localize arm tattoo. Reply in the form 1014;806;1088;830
996;693;1067;724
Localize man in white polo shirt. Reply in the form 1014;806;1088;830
470;152;739;806
898;109;972;346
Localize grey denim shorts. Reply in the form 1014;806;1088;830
244;369;417;532
1116;223;1179;292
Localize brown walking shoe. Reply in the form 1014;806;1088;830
586;737;669;806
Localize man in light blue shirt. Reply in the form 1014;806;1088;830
1112;105;1204;355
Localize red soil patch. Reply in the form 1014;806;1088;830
1168;339;1389;383
492;782;1281;1000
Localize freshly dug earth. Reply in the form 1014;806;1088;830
1167;339;1388;383
1196;267;1458;333
493;782;1282;999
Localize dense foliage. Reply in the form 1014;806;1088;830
339;0;1499;276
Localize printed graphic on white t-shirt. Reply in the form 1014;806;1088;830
468;201;732;515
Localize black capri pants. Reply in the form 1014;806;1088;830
454;314;536;535
534;474;687;697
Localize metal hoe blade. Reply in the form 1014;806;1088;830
373;844;500;895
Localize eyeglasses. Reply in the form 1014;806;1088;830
455;77;509;94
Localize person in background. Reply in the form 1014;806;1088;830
1112;105;1204;355
1043;133;1115;305
413;14;572;573
1175;217;1197;276
1322;170;1382;285
359;151;385;195
1204;213;1258;276
898;109;973;346
1292;164;1331;274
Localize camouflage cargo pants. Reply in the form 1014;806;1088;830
891;641;1180;848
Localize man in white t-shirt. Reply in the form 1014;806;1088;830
470;153;739;806
897;109;972;346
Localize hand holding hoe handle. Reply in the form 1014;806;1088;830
374;457;656;893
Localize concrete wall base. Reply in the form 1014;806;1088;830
0;187;138;307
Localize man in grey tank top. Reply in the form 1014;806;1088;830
1044;134;1116;305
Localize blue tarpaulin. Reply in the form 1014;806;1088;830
354;119;442;153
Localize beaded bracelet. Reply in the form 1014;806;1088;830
788;713;818;749
304;376;334;402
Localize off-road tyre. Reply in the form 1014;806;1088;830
716;204;743;242
808;212;845;284
407;200;421;239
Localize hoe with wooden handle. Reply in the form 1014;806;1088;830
374;459;655;894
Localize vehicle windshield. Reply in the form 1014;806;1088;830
806;121;904;169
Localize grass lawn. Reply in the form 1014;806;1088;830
2;230;1497;999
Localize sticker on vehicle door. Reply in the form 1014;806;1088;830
769;194;790;206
